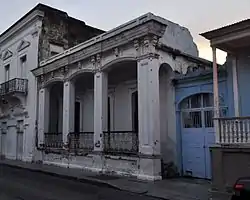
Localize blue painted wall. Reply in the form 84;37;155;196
174;73;228;174
173;54;250;174
223;55;250;117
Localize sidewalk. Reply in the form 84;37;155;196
0;159;222;200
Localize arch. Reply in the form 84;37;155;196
101;56;137;71
159;63;173;74
67;68;93;82
177;92;225;110
43;78;64;89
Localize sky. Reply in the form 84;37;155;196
1;0;250;64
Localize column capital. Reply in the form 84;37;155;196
136;53;159;62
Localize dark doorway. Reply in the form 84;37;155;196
74;101;80;132
107;97;111;132
132;91;138;132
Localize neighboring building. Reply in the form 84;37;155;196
32;12;218;180
0;3;104;162
201;19;250;192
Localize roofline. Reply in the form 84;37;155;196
158;43;215;66
38;12;167;67
200;19;250;40
0;3;68;39
0;3;104;44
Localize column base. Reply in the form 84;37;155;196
138;156;162;181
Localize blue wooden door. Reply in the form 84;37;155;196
181;93;215;179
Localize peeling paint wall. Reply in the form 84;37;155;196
159;20;198;57
38;6;104;62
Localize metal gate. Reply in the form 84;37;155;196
181;93;217;179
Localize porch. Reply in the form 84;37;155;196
201;19;250;192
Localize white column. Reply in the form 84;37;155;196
38;88;50;146
94;71;108;151
63;80;75;143
212;47;220;143
137;57;160;155
232;56;240;117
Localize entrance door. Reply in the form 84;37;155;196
16;120;24;160
181;93;217;179
74;102;80;132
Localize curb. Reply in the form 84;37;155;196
0;162;148;195
0;162;120;191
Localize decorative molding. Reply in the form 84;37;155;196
17;40;30;52
114;47;119;57
36;18;167;77
2;49;13;60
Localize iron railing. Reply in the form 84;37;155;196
103;131;138;155
44;132;63;148
68;132;94;152
217;117;250;144
0;78;28;96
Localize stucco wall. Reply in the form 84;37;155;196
235;55;250;116
79;81;136;132
0;19;42;161
158;19;198;57
159;66;176;164
223;54;250;117
175;75;228;173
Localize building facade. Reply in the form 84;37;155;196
32;12;218;180
0;4;103;162
2;3;246;182
201;20;250;192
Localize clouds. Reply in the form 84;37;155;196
1;0;249;63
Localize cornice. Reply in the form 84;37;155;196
0;10;44;45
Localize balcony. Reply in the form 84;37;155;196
218;117;250;144
0;78;28;96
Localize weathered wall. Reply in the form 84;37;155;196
158;18;198;57
175;72;228;174
38;7;104;62
159;65;176;164
0;18;42;161
210;146;250;192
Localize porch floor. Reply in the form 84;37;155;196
0;159;225;200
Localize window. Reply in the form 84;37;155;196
4;65;10;82
20;55;27;78
49;44;64;57
181;93;226;129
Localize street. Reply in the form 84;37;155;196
0;165;159;200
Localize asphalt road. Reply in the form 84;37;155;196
0;165;160;200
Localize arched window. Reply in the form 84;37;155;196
180;93;225;128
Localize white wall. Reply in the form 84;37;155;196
159;66;176;164
0;19;42;161
82;90;94;132
80;81;136;133
159;19;198;57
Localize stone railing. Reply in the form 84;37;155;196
218;117;250;144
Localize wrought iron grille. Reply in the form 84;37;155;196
0;78;28;96
44;132;63;148
103;131;138;155
68;132;94;152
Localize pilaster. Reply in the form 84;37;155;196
62;80;75;143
